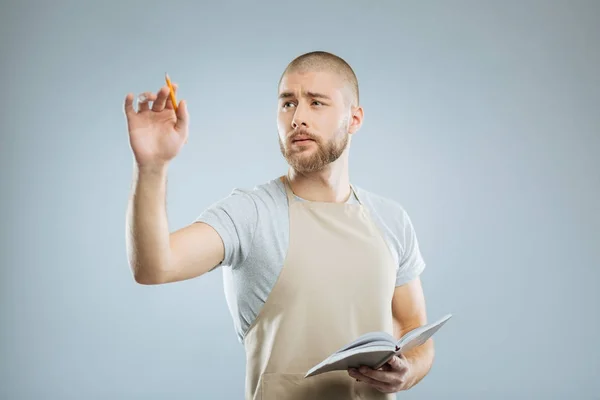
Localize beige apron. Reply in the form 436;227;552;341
242;176;398;400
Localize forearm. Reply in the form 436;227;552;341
125;161;172;284
402;339;435;390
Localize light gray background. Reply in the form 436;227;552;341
1;0;599;399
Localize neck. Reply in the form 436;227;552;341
286;153;352;203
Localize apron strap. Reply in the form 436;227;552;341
350;184;363;205
281;175;297;203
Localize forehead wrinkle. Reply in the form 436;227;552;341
279;67;357;107
278;90;332;101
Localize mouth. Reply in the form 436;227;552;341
291;134;316;144
292;138;314;143
291;139;316;149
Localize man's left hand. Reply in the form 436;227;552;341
347;355;411;393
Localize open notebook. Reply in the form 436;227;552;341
305;314;452;378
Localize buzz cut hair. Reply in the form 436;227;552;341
278;51;360;108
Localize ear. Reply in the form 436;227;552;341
348;105;364;135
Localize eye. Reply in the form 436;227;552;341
282;102;296;109
312;101;323;106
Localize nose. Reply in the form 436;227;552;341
291;103;309;129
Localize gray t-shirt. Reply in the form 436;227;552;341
195;177;426;343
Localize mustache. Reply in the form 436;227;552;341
288;129;319;142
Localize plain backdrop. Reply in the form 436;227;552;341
1;0;599;399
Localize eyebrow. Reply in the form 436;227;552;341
278;91;332;101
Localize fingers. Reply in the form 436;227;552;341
350;366;394;384
348;357;409;393
124;93;135;118
175;99;187;122
137;92;158;112
175;100;189;140
152;86;170;112
125;82;181;116
349;369;390;392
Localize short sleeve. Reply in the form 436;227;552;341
395;210;426;286
194;189;258;269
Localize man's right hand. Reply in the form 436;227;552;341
123;83;189;169
124;82;226;285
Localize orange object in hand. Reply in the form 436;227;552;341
165;72;178;113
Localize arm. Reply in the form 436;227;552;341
391;277;434;390
123;84;224;285
347;205;433;391
125;163;224;285
348;277;434;392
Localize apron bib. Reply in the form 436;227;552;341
242;176;398;400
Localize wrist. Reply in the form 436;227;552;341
402;356;418;390
400;344;434;391
135;161;169;176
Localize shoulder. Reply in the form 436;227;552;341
224;178;288;216
196;177;288;233
195;177;288;267
354;186;412;226
354;185;426;283
203;177;287;210
244;177;288;206
353;185;422;256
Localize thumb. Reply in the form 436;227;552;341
388;355;404;370
175;100;189;143
175;99;188;130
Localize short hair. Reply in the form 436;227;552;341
278;51;360;107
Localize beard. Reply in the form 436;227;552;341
278;120;350;173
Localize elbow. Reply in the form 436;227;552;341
133;272;160;285
129;261;167;285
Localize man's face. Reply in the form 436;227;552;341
277;70;355;173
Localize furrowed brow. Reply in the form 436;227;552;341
278;91;332;101
278;92;294;100
305;91;332;100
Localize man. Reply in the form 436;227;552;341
124;51;434;399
